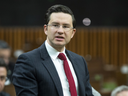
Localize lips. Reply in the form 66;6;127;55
55;36;64;41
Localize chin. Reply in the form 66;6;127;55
54;43;65;47
54;41;64;45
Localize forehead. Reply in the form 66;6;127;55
117;90;128;96
0;67;7;76
49;12;73;25
0;49;11;55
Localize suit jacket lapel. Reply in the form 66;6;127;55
66;50;85;96
39;43;63;96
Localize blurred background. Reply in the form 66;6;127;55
0;0;128;96
0;0;128;26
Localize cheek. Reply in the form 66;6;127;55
67;33;74;39
2;83;4;87
47;29;54;36
47;31;55;40
65;34;72;42
0;81;5;88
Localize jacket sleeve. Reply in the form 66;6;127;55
82;57;94;96
12;54;38;96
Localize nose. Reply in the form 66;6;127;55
0;80;2;85
57;26;64;33
0;80;4;92
4;58;9;65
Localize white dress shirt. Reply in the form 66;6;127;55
45;40;79;96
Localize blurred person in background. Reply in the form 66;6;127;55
111;85;128;96
0;58;10;96
0;40;14;85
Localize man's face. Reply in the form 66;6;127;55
44;12;76;52
0;67;7;92
116;90;128;96
0;49;11;65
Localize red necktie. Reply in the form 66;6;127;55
58;53;77;96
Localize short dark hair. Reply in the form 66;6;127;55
44;4;76;28
0;58;8;72
0;40;10;49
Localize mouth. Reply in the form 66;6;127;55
55;36;64;41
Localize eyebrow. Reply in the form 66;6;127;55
51;22;71;26
51;22;59;24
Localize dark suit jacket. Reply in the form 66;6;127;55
12;43;94;96
0;92;10;96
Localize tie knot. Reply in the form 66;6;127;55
58;53;67;60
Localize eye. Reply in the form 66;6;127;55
63;25;69;28
53;24;59;28
0;76;6;81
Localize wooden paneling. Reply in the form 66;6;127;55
3;84;16;96
0;27;128;67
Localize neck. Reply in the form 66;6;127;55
46;40;65;52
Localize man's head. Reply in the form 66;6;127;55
44;4;76;28
111;85;128;96
0;58;8;92
0;40;11;65
44;5;76;52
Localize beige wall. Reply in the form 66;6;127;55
0;27;128;67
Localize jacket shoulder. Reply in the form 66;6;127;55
66;50;83;58
0;92;10;96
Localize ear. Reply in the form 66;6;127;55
44;25;48;35
71;28;76;38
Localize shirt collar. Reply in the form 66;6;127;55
45;40;66;60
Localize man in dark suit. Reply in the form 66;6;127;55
0;40;14;85
12;4;94;96
0;58;10;96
